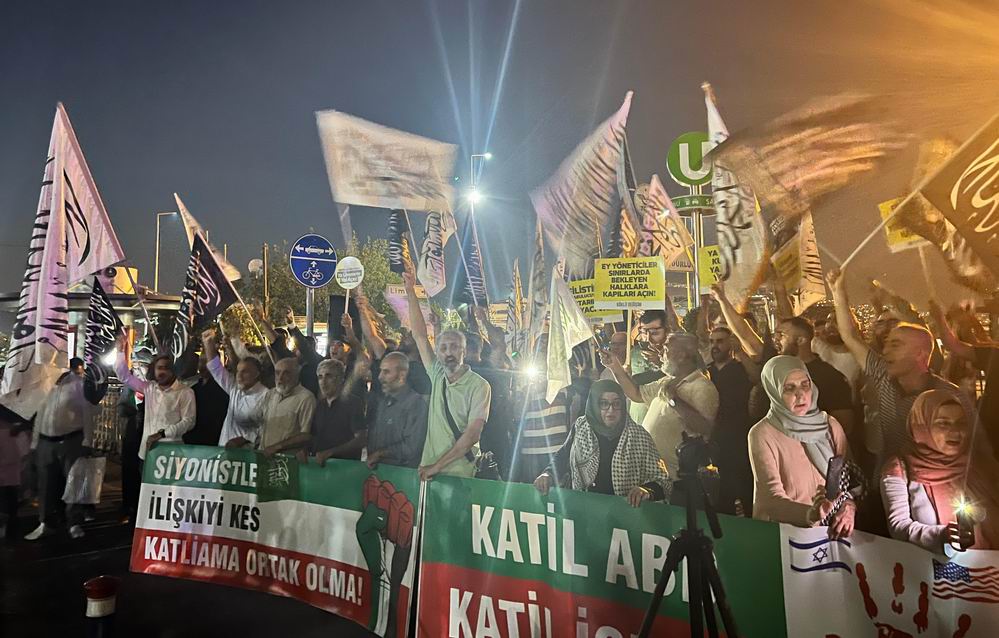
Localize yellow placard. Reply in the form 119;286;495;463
697;245;722;289
879;198;929;253
593;257;667;310
770;239;801;291
569;278;623;324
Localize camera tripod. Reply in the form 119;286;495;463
637;468;739;638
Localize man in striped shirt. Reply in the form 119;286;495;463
515;369;570;484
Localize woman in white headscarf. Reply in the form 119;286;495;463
749;355;855;537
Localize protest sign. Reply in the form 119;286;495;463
130;445;421;638
593;257;666;310
335;256;365;290
879;197;930;253
780;526;998;636
697;244;722;290
568;278;623;324
417;476;786;637
418;478;999;637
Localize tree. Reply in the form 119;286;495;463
236;235;401;332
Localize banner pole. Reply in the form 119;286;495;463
122;265;163;353
402;209;421;273
230;286;276;367
917;245;938;300
625;310;633;365
839;201;905;269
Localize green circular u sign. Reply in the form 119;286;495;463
666;131;712;187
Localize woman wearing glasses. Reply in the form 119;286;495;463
533;379;671;507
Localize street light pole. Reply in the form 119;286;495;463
154;211;177;293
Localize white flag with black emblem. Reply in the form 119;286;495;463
1;104;125;418
316;110;456;212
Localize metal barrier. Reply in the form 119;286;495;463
92;382;123;460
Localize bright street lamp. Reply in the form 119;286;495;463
466;189;483;205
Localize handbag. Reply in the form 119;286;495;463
441;382;500;481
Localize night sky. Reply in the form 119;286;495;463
1;0;996;306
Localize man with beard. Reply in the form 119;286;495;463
774;316;855;435
828;268;971;461
603;332;718;479
258;358;317;457
114;335;196;468
308;359;367;463
403;273;491;480
705;326;755;515
813;313;862;394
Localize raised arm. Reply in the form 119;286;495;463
710;283;764;359
598;348;644;403
826;268;871;372
113;334;147;393
202;329;236;394
356;293;387;360
928;300;976;361
403;271;434;370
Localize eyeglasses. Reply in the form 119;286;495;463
599;401;623;411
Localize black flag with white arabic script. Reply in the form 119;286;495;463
169;234;238;359
919;113;999;280
387;209;414;274
454;218;489;307
84;277;124;388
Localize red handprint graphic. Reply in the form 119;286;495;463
826;562;972;638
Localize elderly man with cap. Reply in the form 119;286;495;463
602;332;719;479
24;358;99;540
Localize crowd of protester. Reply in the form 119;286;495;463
5;263;998;560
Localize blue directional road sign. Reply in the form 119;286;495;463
289;233;338;288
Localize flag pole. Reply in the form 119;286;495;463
917;245;938;300
841;113;999;270
402;209;421;272
122;265;163;353
232;288;277;367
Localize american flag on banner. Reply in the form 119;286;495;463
933;559;999;603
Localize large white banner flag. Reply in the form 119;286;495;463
2;103;125;418
546;268;592;403
416;209;456;297
315;110;456;212
174;193;241;281
638;174;695;267
705;85;768;309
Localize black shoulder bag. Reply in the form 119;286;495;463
441;382;500;481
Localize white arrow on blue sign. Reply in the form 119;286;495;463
289;233;338;288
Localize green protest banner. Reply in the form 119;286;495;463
131;444;421;638
417;477;786;637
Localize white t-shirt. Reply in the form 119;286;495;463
813;339;862;393
639;370;719;477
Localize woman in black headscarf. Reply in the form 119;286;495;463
534;379;671;506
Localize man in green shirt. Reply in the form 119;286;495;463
403;273;491;479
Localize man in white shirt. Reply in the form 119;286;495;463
258;357;316;457
114;335;196;466
25;359;97;541
603;333;719;479
201;330;269;448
